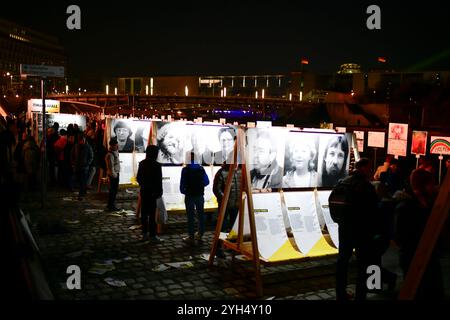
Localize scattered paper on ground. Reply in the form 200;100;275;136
104;278;127;287
88;263;115;275
64;220;80;224
165;261;194;269
152;264;171;272
109;213;123;218
129;225;141;230
125;189;136;194
199;253;210;261
235;255;249;261
62;198;73;201
266;296;275;300
84;209;104;213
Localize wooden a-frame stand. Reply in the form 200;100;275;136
208;127;264;296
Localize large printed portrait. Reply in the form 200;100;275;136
247;128;286;189
283;132;319;188
110;119;151;153
156;122;190;164
317;133;350;188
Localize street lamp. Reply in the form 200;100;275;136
106;85;109;95
262;89;265;99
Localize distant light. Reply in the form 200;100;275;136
351;92;355;96
78;88;81;91
65;85;69;94
185;86;189;96
289;93;292;101
29;85;33;89
3;95;6;98
255;91;258;99
115;87;118;95
106;85;109;95
177;111;182;115
262;89;265;99
84;89;87;93
220;89;223;97
150;78;154;95
146;85;149;95
15;94;19;98
224;87;227;97
299;91;303;101
6;72;10;76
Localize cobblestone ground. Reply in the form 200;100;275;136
21;186;444;301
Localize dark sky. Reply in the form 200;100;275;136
2;0;450;78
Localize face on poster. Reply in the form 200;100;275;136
110;119;151;153
247;128;287;189
283;132;319;188
156;121;190;164
188;124;238;165
411;131;428;155
317;133;351;188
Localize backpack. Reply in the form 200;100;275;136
328;178;354;224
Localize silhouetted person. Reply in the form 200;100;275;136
137;145;163;243
105;138;120;211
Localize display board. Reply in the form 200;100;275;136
155;122;238;165
430;136;450;155
110;119;152;153
411;131;428;156
247;128;352;189
388;123;408;157
283;191;323;254
161;166;220;211
316;190;339;248
33;112;86;143
368;131;385;148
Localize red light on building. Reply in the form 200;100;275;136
378;57;387;63
301;59;309;65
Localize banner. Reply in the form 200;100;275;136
430;136;450;155
315;190;339;248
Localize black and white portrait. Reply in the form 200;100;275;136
283;132;319;188
156;122;189;164
111;119;135;152
213;126;237;165
317;134;350;187
247;128;285;189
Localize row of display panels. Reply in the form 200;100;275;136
105;118;354;190
227;190;338;262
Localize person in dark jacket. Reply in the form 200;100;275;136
180;152;210;244
394;168;444;300
71;135;93;200
334;158;379;301
213;163;242;232
137;145;163;243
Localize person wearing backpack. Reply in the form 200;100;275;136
329;158;378;301
180;152;210;244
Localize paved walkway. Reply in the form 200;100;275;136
21;186;449;300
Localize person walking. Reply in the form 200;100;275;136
180;152;210;244
105;138;120;211
137;145;163;243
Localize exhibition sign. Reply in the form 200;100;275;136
411;131;428;156
368;131;385;148
247;128;352;189
316;190;339;248
28;99;60;114
430;136;450;155
387;123;408;157
283;191;325;254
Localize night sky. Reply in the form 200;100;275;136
2;0;450;78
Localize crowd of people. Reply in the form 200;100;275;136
2;113;450;300
331;155;450;301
